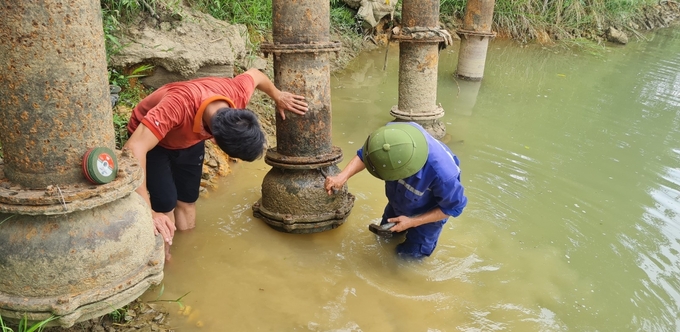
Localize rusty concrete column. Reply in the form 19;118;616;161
455;0;496;80
390;0;449;140
0;0;163;327
254;0;354;233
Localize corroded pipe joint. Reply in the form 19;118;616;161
260;41;341;58
254;166;355;234
456;29;497;39
0;150;143;215
252;195;355;233
391;26;453;47
390;104;445;121
264;146;343;170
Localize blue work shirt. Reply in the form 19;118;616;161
357;122;467;219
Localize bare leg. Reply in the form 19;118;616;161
164;242;172;261
174;200;196;231
162;210;175;261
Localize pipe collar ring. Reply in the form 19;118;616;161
0;149;143;215
390;104;445;121
457;29;497;38
260;41;342;57
264;146;343;170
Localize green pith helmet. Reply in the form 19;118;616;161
362;123;429;181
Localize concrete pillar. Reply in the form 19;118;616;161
254;0;354;233
0;0;163;326
455;0;496;80
390;0;449;140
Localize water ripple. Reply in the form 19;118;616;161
425;254;500;283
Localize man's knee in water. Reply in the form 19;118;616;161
396;240;437;259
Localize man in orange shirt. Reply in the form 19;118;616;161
125;68;307;259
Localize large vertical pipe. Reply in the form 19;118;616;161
390;0;447;139
455;0;496;80
0;0;163;327
255;0;354;233
0;0;114;188
271;0;331;158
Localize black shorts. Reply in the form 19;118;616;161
145;141;205;213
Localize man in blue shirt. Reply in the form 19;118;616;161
324;122;467;258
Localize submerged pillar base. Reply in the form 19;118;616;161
254;166;355;234
253;147;355;234
0;193;164;327
0;151;164;327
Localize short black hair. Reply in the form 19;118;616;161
211;108;266;161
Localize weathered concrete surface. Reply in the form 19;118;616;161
0;193;164;327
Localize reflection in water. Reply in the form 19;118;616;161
143;28;680;331
620;34;680;330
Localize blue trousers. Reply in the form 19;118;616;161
381;204;446;258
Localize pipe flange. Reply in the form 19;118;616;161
390;26;453;45
0;149;143;215
264;146;343;170
260;41;342;56
390;34;445;43
0;237;164;326
456;29;497;38
252;194;355;234
390;104;445;121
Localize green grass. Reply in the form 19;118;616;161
101;0;153;59
109;64;154;149
146;284;189;309
187;0;272;40
0;314;58;332
0;215;15;227
107;305;129;324
113;113;130;150
440;0;466;17
185;0;366;42
331;2;359;34
490;0;657;42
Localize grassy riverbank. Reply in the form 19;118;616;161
442;0;661;42
99;0;679;114
103;0;671;46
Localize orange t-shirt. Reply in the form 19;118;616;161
127;73;256;149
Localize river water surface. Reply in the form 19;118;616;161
143;27;680;331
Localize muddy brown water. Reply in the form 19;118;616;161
142;27;680;331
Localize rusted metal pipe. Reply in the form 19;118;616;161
455;0;496;81
0;0;163;326
255;0;354;233
390;0;447;139
0;0;114;189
